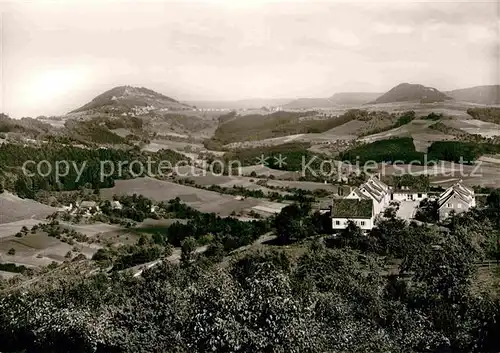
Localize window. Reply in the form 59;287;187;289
417;193;422;198
335;220;340;225
361;221;366;226
447;203;452;208
457;203;462;209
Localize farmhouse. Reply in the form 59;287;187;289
437;182;475;220
391;186;428;202
345;176;390;215
72;201;101;217
79;201;98;210
331;199;374;231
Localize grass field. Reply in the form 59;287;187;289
0;219;46;239
359;120;456;152
100;177;288;217
0;231;98;268
173;165;341;193
443;119;500;138
0;192;57;224
59;222;123;237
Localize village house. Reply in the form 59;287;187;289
112;200;123;210
331;198;374;231
72;201;101;217
437;182;475;220
391;186;428;202
345;176;390;215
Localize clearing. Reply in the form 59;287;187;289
0;192;57;224
100;177;288;217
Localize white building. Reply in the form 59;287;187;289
437;182;475;220
331;198;374;231
345;176;390;215
391;186;428;202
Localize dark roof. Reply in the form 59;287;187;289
317;199;332;210
331;199;373;219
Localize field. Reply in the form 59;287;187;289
212;101;491;154
359;120;456;152
100;177;289;217
173;165;341;194
144;139;205;154
0;231;98;268
379;160;500;188
59;222;123;238
0;192;57;224
443;119;500;138
0;219;46;239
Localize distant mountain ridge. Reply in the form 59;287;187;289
372;83;451;104
184;98;292;109
283;92;381;109
330;92;382;105
445;85;500;105
70;85;191;114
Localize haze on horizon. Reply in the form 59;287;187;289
1;0;498;118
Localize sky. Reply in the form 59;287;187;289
1;0;499;117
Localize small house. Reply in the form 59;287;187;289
345;176;390;215
77;201;100;216
331;199;374;231
437;182;475;220
391;186;428;202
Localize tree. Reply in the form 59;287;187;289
486;189;500;210
181;236;197;266
274;204;311;244
7;248;15;255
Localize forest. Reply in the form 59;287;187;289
0;143;185;198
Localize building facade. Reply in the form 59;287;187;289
437;182;475;220
331;198;374;231
345;176;390;215
391;186;428;202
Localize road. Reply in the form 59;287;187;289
131;245;208;277
396;201;419;220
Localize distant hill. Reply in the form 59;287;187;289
283;92;381;109
446;85;500;105
283;98;334;109
70;86;192;114
373;83;451;104
65;86;219;139
330;92;382;105
184;98;292;109
0;114;54;137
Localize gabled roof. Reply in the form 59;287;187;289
358;176;389;203
331;199;373;219
438;182;474;208
79;201;97;208
347;188;371;200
